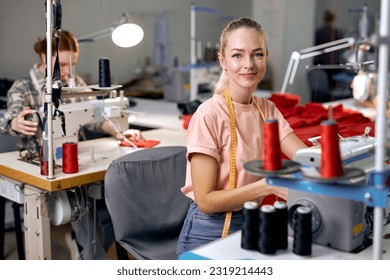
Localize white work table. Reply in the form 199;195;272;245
180;224;390;260
0;128;187;193
129;97;185;130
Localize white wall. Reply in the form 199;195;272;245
2;0;378;103
0;0;252;85
252;0;316;104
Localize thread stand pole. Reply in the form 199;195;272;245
372;0;390;260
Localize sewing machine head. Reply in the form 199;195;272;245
294;128;377;176
289;129;389;253
51;95;130;160
351;70;378;102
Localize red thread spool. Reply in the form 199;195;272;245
62;142;79;174
40;160;56;176
40;160;49;176
40;149;55;176
320;120;344;178
263;119;282;170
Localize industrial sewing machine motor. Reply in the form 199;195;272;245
287;190;369;252
288;129;389;253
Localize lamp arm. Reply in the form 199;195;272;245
281;37;356;92
78;26;115;43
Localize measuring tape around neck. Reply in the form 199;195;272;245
222;88;265;238
222;88;237;237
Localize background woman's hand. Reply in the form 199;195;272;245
10;107;38;136
121;129;145;141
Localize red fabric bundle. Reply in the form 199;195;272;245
119;139;161;148
270;93;375;147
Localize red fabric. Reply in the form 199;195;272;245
268;92;300;118
182;114;193;129
119;139;161;148
270;93;375;147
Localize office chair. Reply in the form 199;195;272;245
104;146;190;260
307;69;352;103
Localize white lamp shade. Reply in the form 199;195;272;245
111;23;144;48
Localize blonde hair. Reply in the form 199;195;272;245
214;17;268;94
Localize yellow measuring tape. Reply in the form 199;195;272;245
222;88;265;238
253;101;265;123
222;88;237;238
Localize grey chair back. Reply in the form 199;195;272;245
104;146;190;260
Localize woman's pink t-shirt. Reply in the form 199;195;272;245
181;94;293;201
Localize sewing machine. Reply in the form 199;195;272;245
49;93;130;225
294;128;377;175
50;94;130;161
288;129;389;253
164;65;219;102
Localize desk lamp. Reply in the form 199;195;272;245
78;12;144;48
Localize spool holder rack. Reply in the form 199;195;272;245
265;169;390;209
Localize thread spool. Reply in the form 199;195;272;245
258;205;276;255
241;201;259;250
40;160;49;176
40;148;55;176
274;201;288;250
99;57;111;87
263;119;282;170
40;160;55;176
62;142;79;174
320;120;344;178
293;206;312;256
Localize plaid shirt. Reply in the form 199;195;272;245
0;63;105;150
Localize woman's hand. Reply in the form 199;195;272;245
268;185;288;201
256;178;288;202
120;129;145;141
10;107;38;136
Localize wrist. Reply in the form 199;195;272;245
9;118;19;134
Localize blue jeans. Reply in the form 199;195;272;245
176;201;243;255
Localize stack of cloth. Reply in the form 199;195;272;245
268;93;375;146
